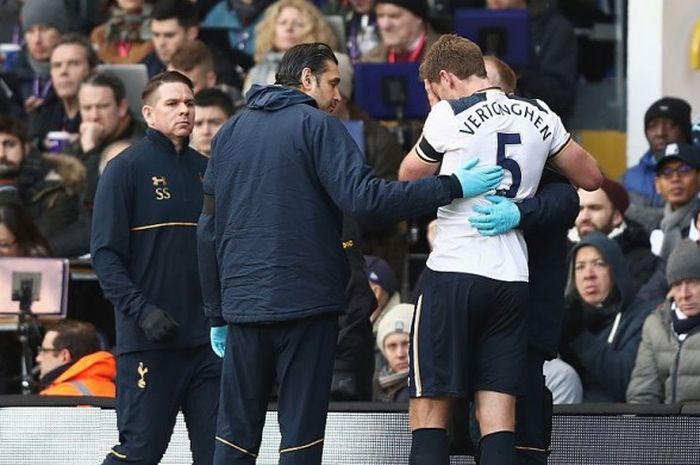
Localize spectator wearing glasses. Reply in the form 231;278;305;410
36;320;116;397
649;143;700;261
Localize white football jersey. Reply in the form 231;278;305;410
417;88;571;282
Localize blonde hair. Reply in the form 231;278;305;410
254;0;338;64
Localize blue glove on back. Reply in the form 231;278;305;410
453;158;504;198
210;326;227;358
469;195;521;236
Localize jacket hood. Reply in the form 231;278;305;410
566;231;635;310
246;84;317;112
54;351;116;384
41;153;87;195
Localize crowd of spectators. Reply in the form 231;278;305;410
0;0;697;415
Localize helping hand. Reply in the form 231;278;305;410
469;195;521;236
210;326;227;358
453;158;504;198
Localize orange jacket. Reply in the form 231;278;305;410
40;351;116;398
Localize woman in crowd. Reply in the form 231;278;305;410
560;231;656;402
243;0;338;93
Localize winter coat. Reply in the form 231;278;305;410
40;351;116;397
564;232;655;402
627;301;700;404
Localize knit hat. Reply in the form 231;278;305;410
21;0;70;34
644;97;692;143
376;303;414;355
666;239;700;286
365;255;399;295
335;52;353;99
375;0;428;20
656;142;700;173
600;177;629;214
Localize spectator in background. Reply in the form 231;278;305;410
14;0;71;110
345;0;380;63
360;0;438;63
365;254;401;331
36;320;116;397
143;0;200;77
192;88;234;156
28;34;98;148
0;203;50;257
623;97;692;232
201;0;276;59
243;0;339;94
91;0;155;65
649;143;700;262
627;239;700;404
374;302;412;402
561;232;654;402
331;52;407;279
0;115;83;242
168;39;245;103
51;71;145;258
571;178;667;303
486;0;578;118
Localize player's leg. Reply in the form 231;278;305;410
409;397;454;465
515;348;550;465
214;324;275;465
408;270;471;465
275;314;338;465
102;351;180;465
181;345;222;465
471;279;528;465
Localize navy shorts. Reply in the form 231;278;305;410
409;269;527;398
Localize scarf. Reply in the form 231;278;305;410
105;4;153;43
582;289;621;331
230;0;276;27
27;55;50;79
659;200;698;261
377;365;408;390
672;308;700;335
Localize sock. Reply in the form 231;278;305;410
409;428;449;465
479;431;516;465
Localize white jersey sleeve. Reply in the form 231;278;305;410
415;101;459;164
535;98;572;160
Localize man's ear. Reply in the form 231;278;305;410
300;67;314;91
60;348;72;364
142;105;154;126
612;210;624;228
186;26;199;41
118;98;129;118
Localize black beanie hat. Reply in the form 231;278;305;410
376;0;428;20
644;97;692;143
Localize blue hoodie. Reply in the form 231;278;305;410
197;84;461;325
622;150;665;208
565;232;655;402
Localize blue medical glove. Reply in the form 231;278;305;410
453;158;504;198
469;195;521;236
210;326;227;358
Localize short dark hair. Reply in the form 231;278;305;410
51;33;99;69
194;88;235;117
81;71;126;103
152;0;199;29
0;115;28;145
49;320;101;361
142;70;194;105
170;40;214;73
275;42;338;88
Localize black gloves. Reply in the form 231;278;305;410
139;307;179;342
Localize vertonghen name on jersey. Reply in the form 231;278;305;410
459;100;553;141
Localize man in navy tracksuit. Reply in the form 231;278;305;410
197;43;503;465
92;71;220;464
